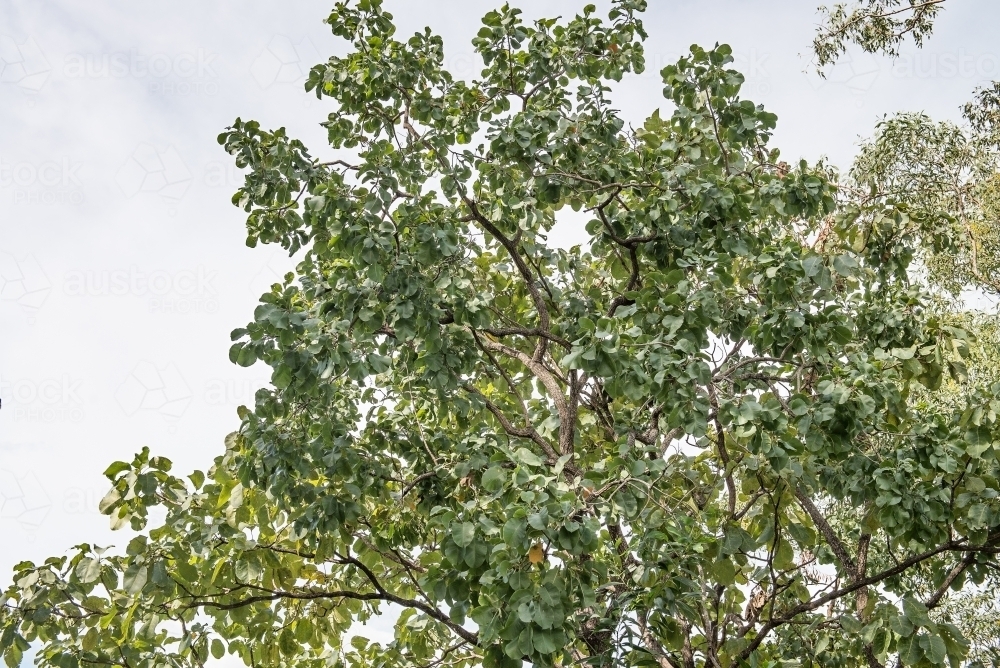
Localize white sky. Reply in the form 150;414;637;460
0;0;997;627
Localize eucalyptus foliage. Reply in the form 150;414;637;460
846;112;1000;297
812;0;946;71
4;2;1000;668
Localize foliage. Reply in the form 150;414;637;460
812;0;946;71
4;2;1000;668
964;82;1000;150
844;112;1000;297
933;590;1000;667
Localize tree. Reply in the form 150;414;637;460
3;1;1000;667
842;115;1000;667
813;1;1000;152
815;4;1000;665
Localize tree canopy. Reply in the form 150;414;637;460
4;1;1000;667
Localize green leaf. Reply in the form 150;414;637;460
721;530;743;556
967;503;989;528
272;365;293;389
786;521;816;547
840;614;862;634
452;522;476;548
513;448;543;467
481;466;505;492
188;470;205;489
123;563;148;595
3;644;22;668
890;612;915;638
368;353;392;374
532;630;558;654
898;634;923;665
801;255;822;277
902;597;931;628
773;538;795;571
82;627;99;652
965;476;986;493
229;483;245;511
832;253;858;276
98;487;121;514
75;557;101;583
924;633;947;664
103;461;130;478
503;518;527;548
712;558;736;585
279;628;297;656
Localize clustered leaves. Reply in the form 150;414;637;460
844;112;1000;298
812;0;945;71
4;1;1000;668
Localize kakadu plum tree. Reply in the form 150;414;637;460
4;1;1000;667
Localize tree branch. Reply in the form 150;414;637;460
186;587;479;645
793;488;857;575
476;336;576;456
732;538;991;665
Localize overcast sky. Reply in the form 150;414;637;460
0;0;997;632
